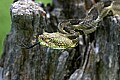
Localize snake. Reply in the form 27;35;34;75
26;1;120;49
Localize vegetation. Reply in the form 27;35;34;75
0;0;51;56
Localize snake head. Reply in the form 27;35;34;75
38;32;78;49
38;33;51;47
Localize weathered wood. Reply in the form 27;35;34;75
0;0;120;80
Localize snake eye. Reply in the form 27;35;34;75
38;35;44;40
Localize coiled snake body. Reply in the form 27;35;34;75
27;1;120;49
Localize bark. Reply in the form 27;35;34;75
0;0;120;80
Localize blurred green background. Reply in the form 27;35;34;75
0;0;52;56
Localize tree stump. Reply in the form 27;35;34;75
0;0;120;80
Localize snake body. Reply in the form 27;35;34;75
27;1;120;49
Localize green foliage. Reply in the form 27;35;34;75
0;0;52;56
36;0;52;4
0;0;12;55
